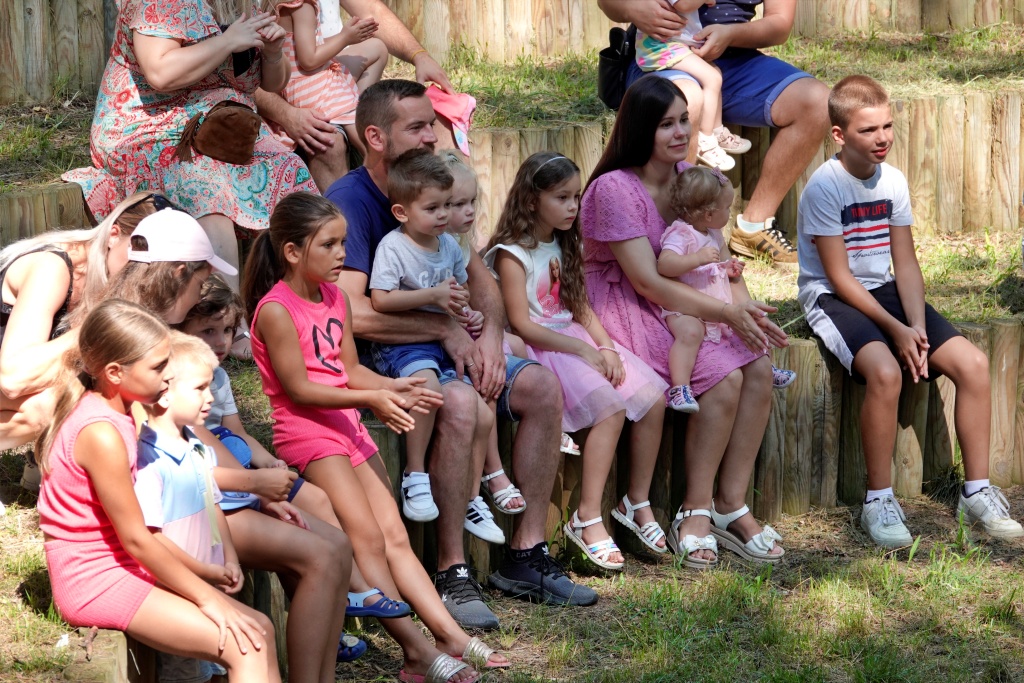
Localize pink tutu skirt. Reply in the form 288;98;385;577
526;320;668;433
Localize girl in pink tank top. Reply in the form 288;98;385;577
37;299;281;682
243;193;507;680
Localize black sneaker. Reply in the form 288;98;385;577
434;563;500;630
488;542;599;606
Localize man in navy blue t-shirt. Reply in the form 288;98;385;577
326;80;596;633
600;0;830;266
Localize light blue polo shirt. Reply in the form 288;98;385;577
135;424;225;566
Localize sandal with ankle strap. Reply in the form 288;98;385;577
347;587;411;618
665;508;718;569
709;501;784;563
611;495;668;554
563;511;624;571
480;469;526;515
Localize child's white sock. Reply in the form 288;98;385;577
963;479;990;497
865;487;894;503
736;213;764;235
698;131;718;149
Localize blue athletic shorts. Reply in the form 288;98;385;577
625;48;812;129
371;341;472;386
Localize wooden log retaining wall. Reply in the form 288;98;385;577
793;0;1024;35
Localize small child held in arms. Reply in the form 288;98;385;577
797;75;1023;547
658;166;795;413
439;151;579;520
635;1;750;170
370;149;504;545
135;332;241;683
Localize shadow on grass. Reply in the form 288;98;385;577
17;567;54;619
994;274;1024;316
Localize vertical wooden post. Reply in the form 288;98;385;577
907;97;938;234
936;94;966;234
519;128;550;161
551;125;578;164
479;0;505;60
582;0;611;51
988;320;1019;487
506;0;533;57
963;93;993;232
925;376;958;482
794;0;816;36
889;99;910;176
52;0;80;92
817;0;844;33
566;0;584;54
956;323;998;487
421;0;449;66
843;0;870;31
922;0;950;31
469;130;494;248
78;0;107;95
838;378;867;505
893;380;928;497
949;0;976;28
740;127;769;202
533;0;556;56
0;0;28;103
976;0;1001;24
782;339;816;515
991;91;1021;234
573;122;603;186
896;0;922;31
23;0;51;102
1014;335;1024;484
868;0;893;29
102;0;116;57
490;130;520;242
812;338;843;508
754;347;787;522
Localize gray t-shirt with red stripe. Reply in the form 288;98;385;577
796;157;914;315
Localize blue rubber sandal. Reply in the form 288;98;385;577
347;588;412;618
337;633;368;663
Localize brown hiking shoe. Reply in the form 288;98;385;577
729;217;797;264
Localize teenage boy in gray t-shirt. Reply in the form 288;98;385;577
796;75;1022;548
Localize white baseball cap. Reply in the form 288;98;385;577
128;208;238;276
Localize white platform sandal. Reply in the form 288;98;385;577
611;495;668;554
563;511;625;571
709;502;784;563
665;508;718;569
480;469;526;515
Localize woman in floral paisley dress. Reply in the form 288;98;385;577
63;0;318;282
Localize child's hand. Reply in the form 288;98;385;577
447;281;471;315
271;458;287;469
370;389;419;433
340;15;378;46
725;257;745;278
390;376;445;415
599;348;626;387
892;323;928;382
211;561;244;595
431;277;458;311
461;308;485;338
258;21;287;56
696;246;720;265
263;500;309;529
580;345;612;378
196;591;266;655
223;561;243;594
251;467;298;501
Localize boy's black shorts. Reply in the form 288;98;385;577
811;281;962;384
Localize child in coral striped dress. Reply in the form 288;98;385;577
268;0;381;156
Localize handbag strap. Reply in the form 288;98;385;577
174;111;205;163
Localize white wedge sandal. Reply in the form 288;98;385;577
709;502;784;563
665;508;718;569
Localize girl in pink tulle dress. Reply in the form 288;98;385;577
485;152;669;571
658;167;794;414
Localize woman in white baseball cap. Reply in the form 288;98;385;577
102;209;239;326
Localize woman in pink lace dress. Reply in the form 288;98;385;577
63;0;318;284
580;76;788;567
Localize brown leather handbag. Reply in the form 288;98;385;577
174;100;261;165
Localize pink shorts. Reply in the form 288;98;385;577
45;538;155;631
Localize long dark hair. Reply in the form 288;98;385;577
487;152;589;324
242;193;344;318
584;76;688;195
